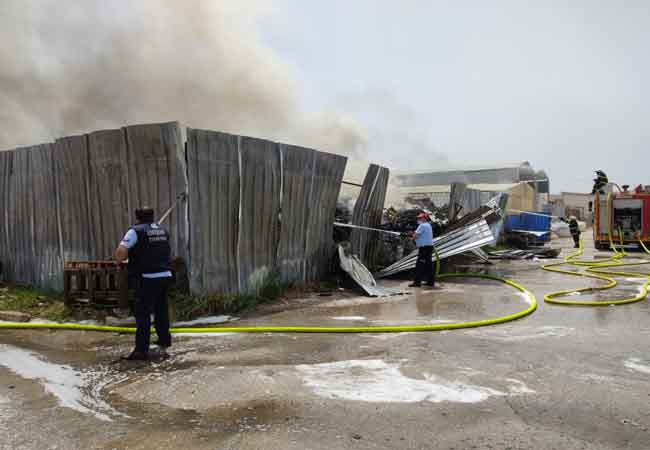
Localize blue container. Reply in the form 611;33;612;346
504;215;521;232
505;212;551;242
520;212;551;232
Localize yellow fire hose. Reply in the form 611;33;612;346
542;239;650;306
542;190;650;306
0;270;536;334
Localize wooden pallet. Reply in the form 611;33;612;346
64;261;133;308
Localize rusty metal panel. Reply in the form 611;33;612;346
276;144;315;283
186;129;240;294
124;122;188;262
238;136;281;292
350;164;390;267
54;135;93;262
305;151;347;280
87;129;130;260
30;144;63;290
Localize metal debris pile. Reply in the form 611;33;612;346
487;248;561;260
376;206;500;278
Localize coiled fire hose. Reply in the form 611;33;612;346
542;194;650;306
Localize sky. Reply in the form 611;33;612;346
259;1;650;192
1;1;648;193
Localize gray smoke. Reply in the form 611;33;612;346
0;0;367;156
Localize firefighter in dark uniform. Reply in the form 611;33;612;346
568;216;581;248
592;170;608;195
114;207;172;361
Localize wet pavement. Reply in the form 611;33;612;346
2;236;650;449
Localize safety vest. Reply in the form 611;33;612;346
127;223;172;276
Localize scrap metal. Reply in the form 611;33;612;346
376;218;495;278
338;245;406;297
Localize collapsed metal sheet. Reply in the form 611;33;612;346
338;246;405;297
350;164;390;267
376;218;495;278
186;129;240;295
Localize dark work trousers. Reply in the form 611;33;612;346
572;233;581;248
135;277;172;354
414;245;435;286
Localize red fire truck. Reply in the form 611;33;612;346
593;185;650;250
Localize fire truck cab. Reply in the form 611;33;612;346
593;185;650;250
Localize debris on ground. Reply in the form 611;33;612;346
338;245;407;297
487;248;561;260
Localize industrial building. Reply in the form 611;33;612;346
387;162;549;213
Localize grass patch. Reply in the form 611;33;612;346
0;283;107;322
169;275;287;321
0;283;76;321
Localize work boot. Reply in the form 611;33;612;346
121;351;148;361
153;346;170;359
408;282;421;287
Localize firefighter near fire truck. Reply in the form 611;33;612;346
568;216;580;248
592;171;650;251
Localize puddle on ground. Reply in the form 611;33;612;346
0;344;125;421
296;359;534;403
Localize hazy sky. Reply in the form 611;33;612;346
2;1;648;193
259;1;650;192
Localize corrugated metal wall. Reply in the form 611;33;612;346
187;128;347;294
186;129;240;294
0;151;11;280
350;164;390;267
1;122;187;291
1;123;345;294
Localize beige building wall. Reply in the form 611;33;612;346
561;192;594;223
506;183;535;211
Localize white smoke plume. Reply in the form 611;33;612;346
0;0;367;156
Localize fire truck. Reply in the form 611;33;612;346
593;184;650;250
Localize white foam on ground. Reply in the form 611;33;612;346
517;292;535;305
370;319;455;326
467;326;574;341
296;359;534;403
330;316;366;321
624;358;650;375
172;315;236;327
0;344;122;421
367;332;416;340
173;332;238;337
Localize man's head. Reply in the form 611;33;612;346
135;206;155;224
417;212;429;224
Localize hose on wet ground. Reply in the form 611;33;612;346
542;231;650;307
0;269;536;334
